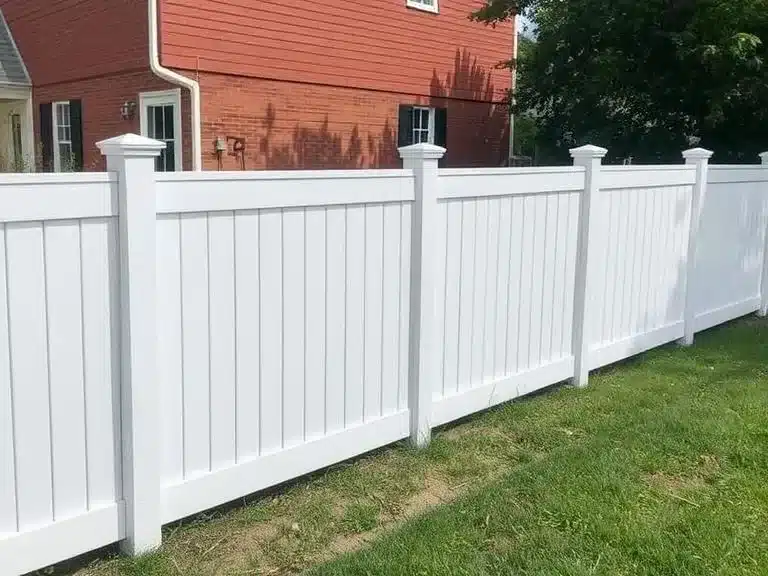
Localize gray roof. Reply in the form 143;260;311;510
0;10;30;86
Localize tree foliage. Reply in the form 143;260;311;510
473;0;768;163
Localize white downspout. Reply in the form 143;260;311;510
148;0;202;171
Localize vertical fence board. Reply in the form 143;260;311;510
157;216;184;483
470;199;488;386
6;223;53;529
0;225;15;533
325;207;346;433
381;204;401;414
305;208;327;439
259;209;283;454
398;204;412;411
234;211;261;460
433;201;448;400
493;197;512;378
363;205;384;420
551;194;569;359
80;218;120;507
482;198;500;381
282;209;306;447
180;214;211;474
44;222;88;519
442;201;462;397
506;198;525;373
517;197;535;372
345;206;365;427
457;199;476;391
208;212;236;469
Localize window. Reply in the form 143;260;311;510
406;0;438;13
40;100;82;172
398;105;448;165
412;107;434;144
140;89;182;172
53;102;73;171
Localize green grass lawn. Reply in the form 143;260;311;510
312;318;768;576
52;318;768;576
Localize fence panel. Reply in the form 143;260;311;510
5;142;768;575
431;168;583;426
0;175;123;576
588;167;695;368
694;167;768;330
155;171;413;523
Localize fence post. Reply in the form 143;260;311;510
399;143;446;447
569;144;608;388
758;152;768;317
97;134;165;555
680;147;714;345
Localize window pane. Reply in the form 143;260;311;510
165;141;176;171
153;106;164;140
164;106;175;139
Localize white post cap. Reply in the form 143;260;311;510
759;151;768;164
569;144;608;159
682;147;714;161
398;143;446;161
97;133;166;158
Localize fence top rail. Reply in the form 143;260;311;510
602;165;696;191
439;166;584;177
0;174;117;223
0;172;116;186
602;165;695;172
156;168;412;183
708;165;768;184
437;166;585;200
156;169;415;214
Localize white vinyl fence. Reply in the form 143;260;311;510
2;136;768;575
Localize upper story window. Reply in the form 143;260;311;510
406;0;438;14
412;107;434;144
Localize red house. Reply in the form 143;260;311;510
0;0;514;172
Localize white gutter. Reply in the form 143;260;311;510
508;13;519;164
148;0;202;171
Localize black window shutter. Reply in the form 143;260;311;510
434;107;448;167
397;105;414;148
70;99;84;171
39;102;53;172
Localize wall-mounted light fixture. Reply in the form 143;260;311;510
120;101;137;121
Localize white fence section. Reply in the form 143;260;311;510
154;171;413;523
0;175;123;575
2;135;768;575
432;168;582;426
589;166;694;368
694;165;768;330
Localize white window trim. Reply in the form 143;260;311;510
406;0;439;14
52;100;71;172
139;88;183;171
412;106;436;145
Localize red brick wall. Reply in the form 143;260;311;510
194;67;509;171
33;70;192;171
161;0;513;101
0;0;148;86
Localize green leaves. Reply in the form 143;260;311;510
473;0;768;163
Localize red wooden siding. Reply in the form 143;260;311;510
160;0;513;101
0;0;147;86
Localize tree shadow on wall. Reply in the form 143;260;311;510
430;49;510;167
256;104;398;170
